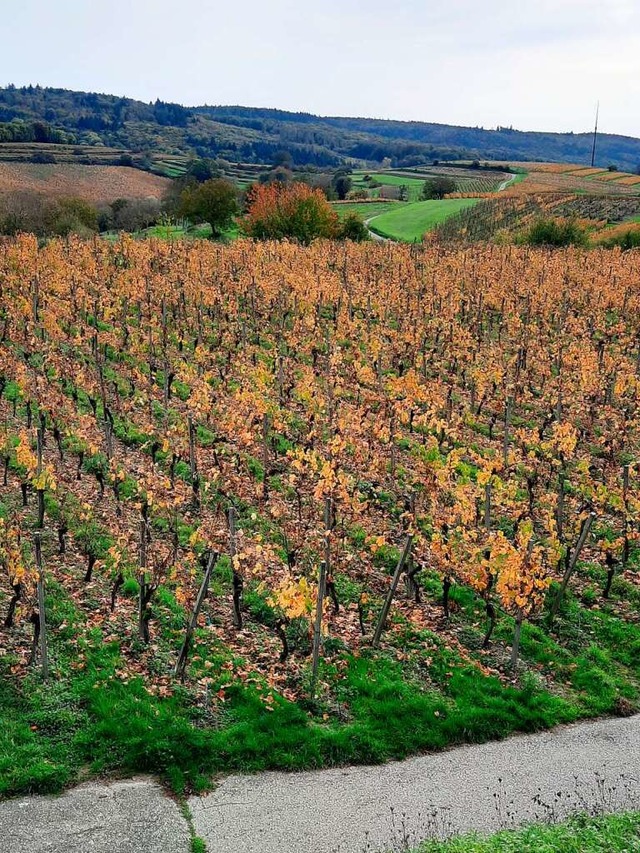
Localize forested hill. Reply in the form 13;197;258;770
2;84;640;171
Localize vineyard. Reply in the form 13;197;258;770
350;168;510;200
505;168;640;197
0;162;170;203
431;193;640;242
1;237;639;796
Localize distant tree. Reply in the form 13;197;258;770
258;166;293;185
32;121;51;143
332;174;352;200
242;182;339;244
31;151;57;164
422;177;456;199
273;150;294;169
379;185;401;200
186;158;220;183
178;178;238;237
46;197;99;236
98;197;162;233
608;164;618;172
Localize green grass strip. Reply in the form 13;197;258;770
415;812;640;852
369;199;480;241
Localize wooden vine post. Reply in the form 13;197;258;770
372;534;413;648
188;415;199;509
229;506;243;629
175;551;218;681
310;561;328;700
36;426;45;530
622;463;630;566
549;512;595;625
138;514;150;642
502;396;512;467
310;498;331;698
484;482;492;531
481;482;497;648
262;413;270;501
34;532;49;679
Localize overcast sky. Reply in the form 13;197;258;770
3;0;639;136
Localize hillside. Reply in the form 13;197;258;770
2;85;640;171
0;162;170;202
1;236;640;801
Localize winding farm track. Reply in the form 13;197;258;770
2;714;639;853
364;215;389;242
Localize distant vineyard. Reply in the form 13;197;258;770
0;163;170;202
430;192;640;243
430;195;570;242
350;168;510;201
506;168;640;197
0;142;132;166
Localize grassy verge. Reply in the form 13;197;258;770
0;578;578;798
412;812;640;852
4;561;640;799
368;199;480;241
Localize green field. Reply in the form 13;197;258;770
349;172;429;201
331;201;404;220
369;198;481;241
369;173;427;200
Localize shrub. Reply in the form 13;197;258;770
522;218;588;248
30;152;57;164
242;182;339;244
338;213;369;242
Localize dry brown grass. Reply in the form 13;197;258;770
0;163;170;202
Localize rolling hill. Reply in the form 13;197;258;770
2;85;640;171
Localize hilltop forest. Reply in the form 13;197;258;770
3;84;640;170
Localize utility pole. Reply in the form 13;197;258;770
590;101;600;167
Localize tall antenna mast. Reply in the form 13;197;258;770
590;101;600;167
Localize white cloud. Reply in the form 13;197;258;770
2;0;639;136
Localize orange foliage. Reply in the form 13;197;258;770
242;182;338;243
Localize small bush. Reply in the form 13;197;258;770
338;213;369;242
522;218;588;247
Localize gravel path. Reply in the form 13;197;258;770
190;714;640;853
0;777;190;853
1;716;638;853
364;216;390;242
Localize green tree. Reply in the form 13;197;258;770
422;177;456;199
332;173;352;200
178;179;238;237
338;213;368;242
46;197;99;236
